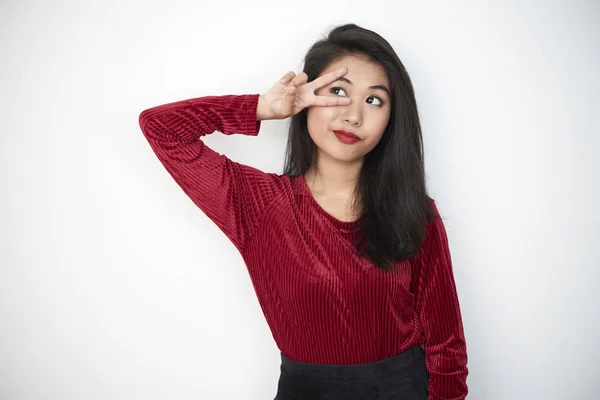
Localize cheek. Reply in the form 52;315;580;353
307;106;337;121
307;107;337;136
367;113;390;142
364;132;385;153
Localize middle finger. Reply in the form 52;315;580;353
290;72;308;87
308;68;348;91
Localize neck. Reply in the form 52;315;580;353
304;153;363;199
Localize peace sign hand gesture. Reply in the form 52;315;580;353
257;68;351;120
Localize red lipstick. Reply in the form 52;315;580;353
333;130;361;144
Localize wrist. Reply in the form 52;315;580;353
256;94;272;121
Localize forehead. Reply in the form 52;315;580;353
321;54;389;87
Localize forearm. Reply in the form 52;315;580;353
140;94;262;144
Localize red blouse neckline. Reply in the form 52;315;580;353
296;173;366;233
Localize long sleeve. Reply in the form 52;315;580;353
138;94;281;252
413;201;469;400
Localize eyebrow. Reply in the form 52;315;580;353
334;77;390;95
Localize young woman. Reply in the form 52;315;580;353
139;23;468;400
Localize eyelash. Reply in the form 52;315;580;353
329;87;385;106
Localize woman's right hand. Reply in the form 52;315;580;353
257;67;351;120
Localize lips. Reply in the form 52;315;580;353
332;130;361;144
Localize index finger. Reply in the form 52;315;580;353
308;67;348;91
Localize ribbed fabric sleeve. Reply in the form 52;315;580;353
412;202;469;399
139;94;281;252
138;94;468;400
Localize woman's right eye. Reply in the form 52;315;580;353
330;87;347;96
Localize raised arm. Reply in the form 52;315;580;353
139;94;282;252
138;68;352;252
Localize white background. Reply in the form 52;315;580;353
1;0;598;399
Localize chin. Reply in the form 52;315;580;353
321;146;365;164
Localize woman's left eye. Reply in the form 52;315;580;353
367;97;383;106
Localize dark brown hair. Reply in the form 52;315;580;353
283;23;435;270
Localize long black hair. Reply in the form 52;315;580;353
283;23;436;271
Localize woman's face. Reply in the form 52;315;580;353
307;54;392;165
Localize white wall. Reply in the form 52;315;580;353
1;0;598;399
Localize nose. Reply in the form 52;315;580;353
341;98;362;127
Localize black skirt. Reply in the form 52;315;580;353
274;345;429;400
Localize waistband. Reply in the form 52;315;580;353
279;345;426;381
